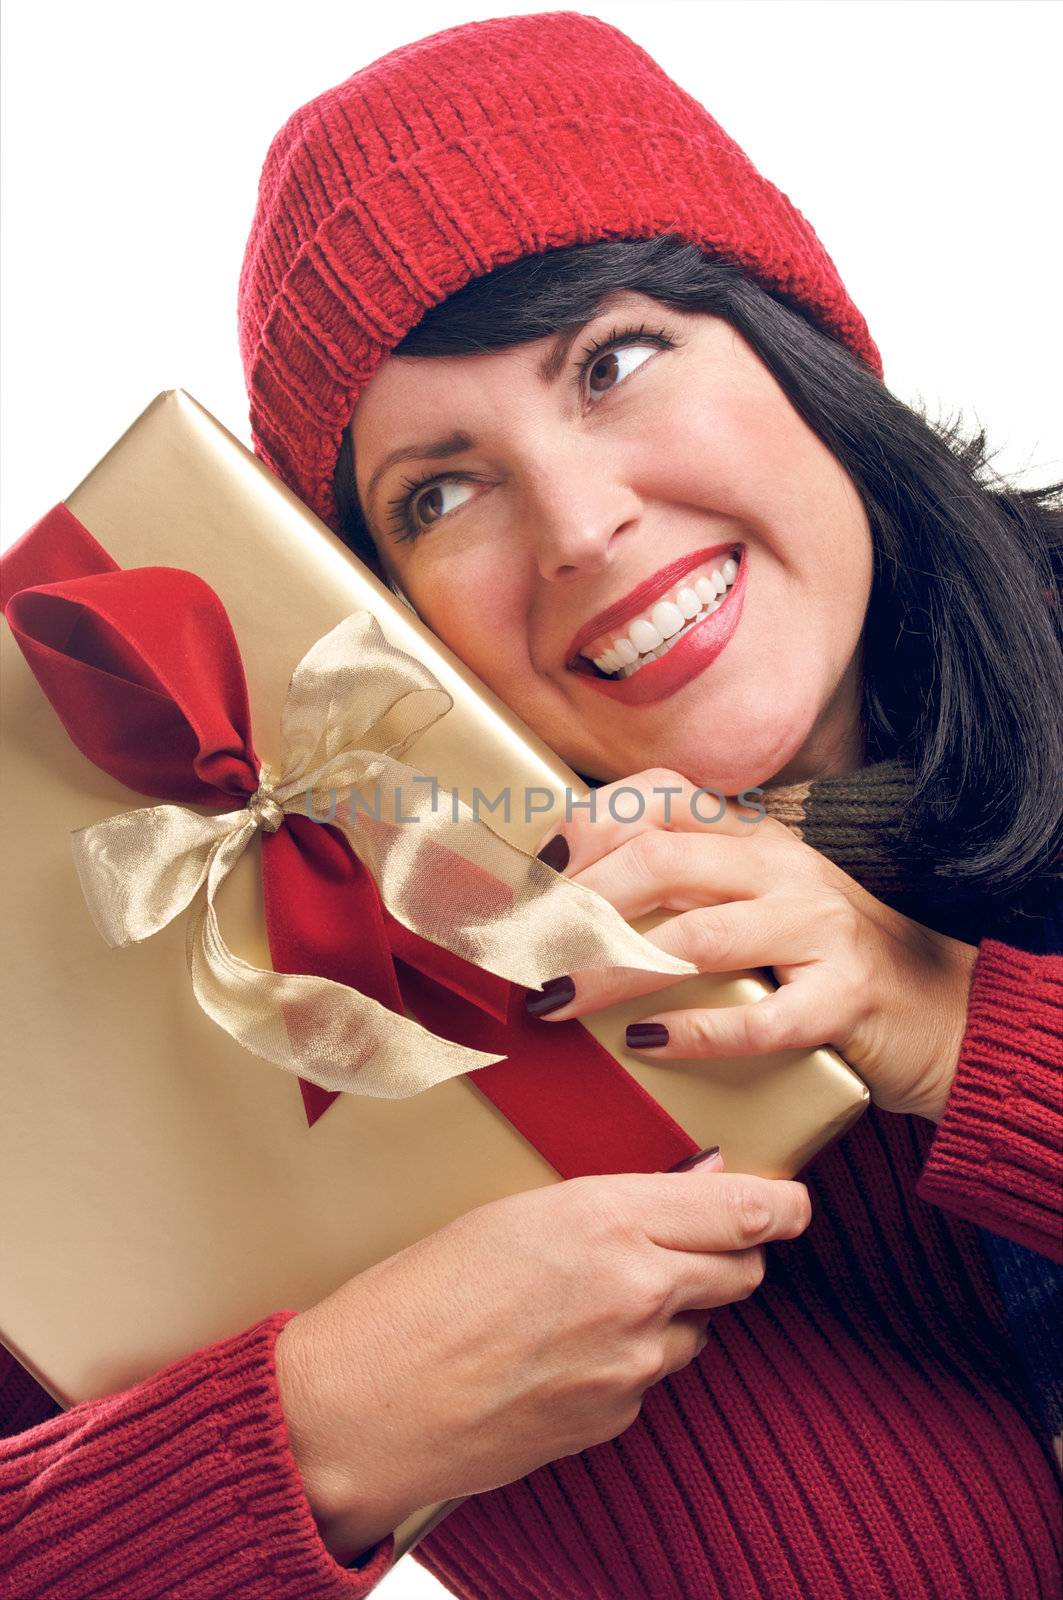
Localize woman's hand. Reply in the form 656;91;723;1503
276;1155;811;1560
528;767;979;1124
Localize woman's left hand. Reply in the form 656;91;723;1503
528;768;980;1124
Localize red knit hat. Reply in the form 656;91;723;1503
238;9;882;536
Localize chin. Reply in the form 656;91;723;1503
680;762;778;798
628;732;806;798
567;750;772;799
674;706;821;794
554;697;817;796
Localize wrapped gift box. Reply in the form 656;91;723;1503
0;390;868;1555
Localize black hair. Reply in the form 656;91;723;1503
333;235;1063;916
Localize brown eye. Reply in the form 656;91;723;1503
412;484;444;529
579;334;669;404
587;350;622;396
406;476;473;534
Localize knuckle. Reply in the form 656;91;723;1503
642;765;686;794
688;906;727;965
728;1182;773;1242
733;1245;767;1301
618;1258;670;1319
745;1001;786;1053
629;828;677;878
683;1009;720;1053
692;1317;713;1356
827;891;861;938
630;1339;669;1390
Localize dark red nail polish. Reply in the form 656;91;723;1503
668;1146;721;1173
524;975;575;1016
535;834;570;873
626;1022;670;1049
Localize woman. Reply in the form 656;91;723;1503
3;12;1061;1599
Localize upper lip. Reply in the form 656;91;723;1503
564;542;741;667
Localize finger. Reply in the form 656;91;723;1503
659;1248;767;1322
627;975;844;1063
524;960;689;1020
568;828;769;918
655;1308;715;1377
528;898;817;1023
533;766;769;874
630;1171;813;1254
639;896;826;980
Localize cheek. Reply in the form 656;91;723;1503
671;387;869;575
405;553;533;674
656;385;801;526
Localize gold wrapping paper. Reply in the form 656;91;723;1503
0;391;869;1558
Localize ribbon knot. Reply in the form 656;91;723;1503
54;603;697;1100
247;770;284;834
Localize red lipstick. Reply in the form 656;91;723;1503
572;548;747;706
564;542;740;668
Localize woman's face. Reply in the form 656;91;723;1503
350;289;874;792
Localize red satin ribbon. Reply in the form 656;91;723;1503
1;503;699;1178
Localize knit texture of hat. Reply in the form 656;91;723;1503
238;9;883;536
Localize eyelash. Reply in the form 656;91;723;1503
383;320;681;543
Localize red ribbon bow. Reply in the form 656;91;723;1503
0;504;698;1177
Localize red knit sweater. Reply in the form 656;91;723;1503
2;934;1061;1600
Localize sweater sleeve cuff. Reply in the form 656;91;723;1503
915;938;1063;1263
0;1310;397;1598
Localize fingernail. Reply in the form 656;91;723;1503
524;975;575;1016
626;1022;670;1049
668;1145;722;1173
535;834;570;873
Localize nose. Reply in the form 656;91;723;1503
526;451;641;583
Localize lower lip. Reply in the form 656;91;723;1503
571;552;747;706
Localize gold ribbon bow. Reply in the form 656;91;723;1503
69;610;697;1099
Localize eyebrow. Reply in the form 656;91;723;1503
361;301;617;529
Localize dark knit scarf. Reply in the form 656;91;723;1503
760;753;1025;942
760;754;1063;1458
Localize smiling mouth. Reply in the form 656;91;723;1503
566;546;743;681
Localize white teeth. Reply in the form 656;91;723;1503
629;617;663;653
580;553;741;679
650;600;686;639
623;616;698;671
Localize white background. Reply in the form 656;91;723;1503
1;2;1059;1593
3;1;1062;558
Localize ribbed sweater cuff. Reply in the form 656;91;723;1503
916;938;1063;1263
0;1309;397;1598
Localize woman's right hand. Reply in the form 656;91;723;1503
275;1152;811;1560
